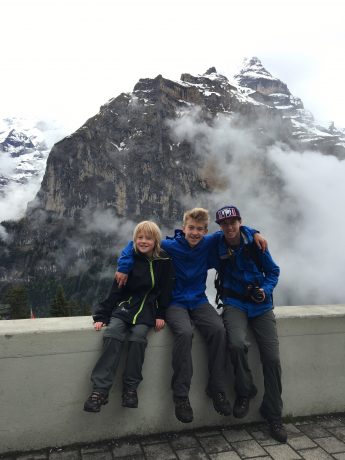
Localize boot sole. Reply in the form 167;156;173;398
122;402;138;408
175;414;193;423
213;407;232;416
233;409;249;419
83;399;108;412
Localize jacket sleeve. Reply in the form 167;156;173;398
116;240;135;274
206;231;222;270
92;279;122;324
156;259;175;320
260;250;280;296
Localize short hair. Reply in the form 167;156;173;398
133;221;162;258
183;207;209;227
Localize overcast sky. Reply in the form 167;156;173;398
1;0;344;133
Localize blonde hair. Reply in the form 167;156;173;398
133;220;162;258
183;207;209;228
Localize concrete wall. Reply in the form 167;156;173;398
1;305;345;454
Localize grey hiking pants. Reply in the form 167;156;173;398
90;317;150;394
166;303;228;398
223;306;283;421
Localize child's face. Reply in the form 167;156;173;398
219;217;241;243
182;218;208;247
135;232;155;257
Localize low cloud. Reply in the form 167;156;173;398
169;109;345;306
0;175;42;223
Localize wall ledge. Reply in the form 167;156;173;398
1;304;345;454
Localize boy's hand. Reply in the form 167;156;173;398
254;233;267;252
155;319;165;331
115;271;128;287
94;321;105;331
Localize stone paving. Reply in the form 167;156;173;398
2;414;345;460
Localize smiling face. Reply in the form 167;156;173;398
182;218;208;247
134;232;155;257
219;217;241;245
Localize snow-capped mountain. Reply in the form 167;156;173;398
0;117;67;219
232;57;345;155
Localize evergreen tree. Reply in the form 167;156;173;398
0;303;11;320
81;303;92;316
67;299;79;316
50;285;70;317
5;285;30;319
68;300;92;316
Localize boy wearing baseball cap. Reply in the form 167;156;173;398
214;205;287;443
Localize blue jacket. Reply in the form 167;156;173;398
214;231;280;318
117;227;256;309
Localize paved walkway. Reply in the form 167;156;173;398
2;414;345;460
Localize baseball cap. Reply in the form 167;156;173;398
215;206;241;224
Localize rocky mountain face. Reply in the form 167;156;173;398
1;57;344;313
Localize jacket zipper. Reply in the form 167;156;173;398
132;258;155;324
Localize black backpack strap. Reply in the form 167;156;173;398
243;240;263;272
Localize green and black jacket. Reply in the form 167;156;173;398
93;249;175;327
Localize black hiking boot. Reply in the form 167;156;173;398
233;396;250;418
260;407;287;443
122;388;138;408
173;396;193;423
206;388;232;416
268;420;288;443
83;391;108;412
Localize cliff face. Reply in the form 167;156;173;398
29;76;210;222
1;59;344;311
25;66;298;222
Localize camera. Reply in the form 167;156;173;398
247;284;265;303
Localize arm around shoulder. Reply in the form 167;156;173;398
242;225;267;251
116;240;135;274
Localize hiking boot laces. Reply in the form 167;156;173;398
269;421;287;443
174;397;193;423
84;391;108;412
212;392;232;416
238;397;249;408
176;398;191;410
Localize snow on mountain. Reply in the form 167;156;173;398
233;57;345;154
0;117;67;220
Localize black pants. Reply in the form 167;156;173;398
223;306;283;421
90;317;150;394
166;303;227;398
